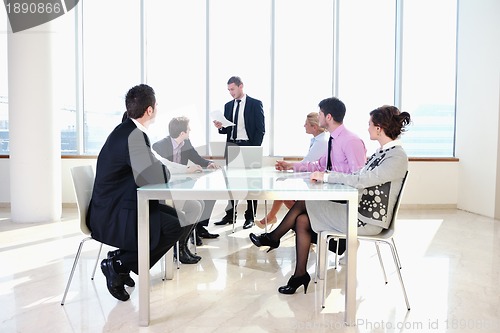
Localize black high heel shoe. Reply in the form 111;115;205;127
249;233;280;253
278;273;311;295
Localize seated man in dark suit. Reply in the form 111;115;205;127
86;84;182;301
153;116;220;262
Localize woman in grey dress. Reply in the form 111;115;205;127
250;105;411;294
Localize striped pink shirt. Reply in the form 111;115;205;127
293;124;366;174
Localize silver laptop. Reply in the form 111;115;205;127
227;146;263;169
209;141;226;157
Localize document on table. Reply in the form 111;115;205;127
210;110;235;127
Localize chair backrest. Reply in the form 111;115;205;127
70;165;95;235
385;171;409;236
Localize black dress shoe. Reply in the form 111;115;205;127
176;246;200;264
100;259;130;301
214;218;233;226
243;219;255;229
190;233;203;246
186;247;202;261
107;250;135;287
178;251;199;264
198;231;219;239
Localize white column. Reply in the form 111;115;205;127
8;21;61;222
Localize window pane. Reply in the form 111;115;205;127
338;0;396;155
1;10;8;154
145;1;207;152
274;0;334;157
82;0;141;154
401;0;457;157
208;0;271;155
53;11;77;154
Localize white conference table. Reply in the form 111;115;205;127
137;166;359;326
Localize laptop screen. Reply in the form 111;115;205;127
227;146;263;169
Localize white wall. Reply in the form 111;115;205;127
455;0;500;218
0;159;9;205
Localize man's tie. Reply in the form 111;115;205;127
326;136;333;171
232;99;241;141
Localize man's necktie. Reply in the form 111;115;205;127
326;136;333;171
232;99;241;141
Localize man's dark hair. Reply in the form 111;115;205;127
125;84;156;119
318;97;346;123
169;116;189;139
227;76;243;86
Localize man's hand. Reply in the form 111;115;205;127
207;162;221;169
310;171;325;182
186;165;203;173
213;120;223;129
275;160;293;171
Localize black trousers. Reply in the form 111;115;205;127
119;203;182;275
198;200;216;227
223;140;258;220
224;200;257;220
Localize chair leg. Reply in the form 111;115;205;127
375;242;388;284
314;240;320;283
91;243;103;280
315;232;328;282
232;201;238;233
61;236;93;305
192;228;197;254
162;254;165;280
391;238;402;269
163;246;175;281
322;235;331;308
388;242;411;310
176;241;180;269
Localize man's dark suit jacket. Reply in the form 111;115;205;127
152;137;211;167
86;118;176;251
218;95;265;146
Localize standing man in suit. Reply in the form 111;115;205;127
213;76;265;229
153;116;220;264
87;84;182;302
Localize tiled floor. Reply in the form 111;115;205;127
1;205;499;332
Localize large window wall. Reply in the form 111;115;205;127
80;0;141;154
274;0;335;157
1;0;458;157
1;8;8;152
337;0;397;155
400;0;457;156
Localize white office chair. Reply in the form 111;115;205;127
61;165;103;305
316;171;410;310
61;166;178;303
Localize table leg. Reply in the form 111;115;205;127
264;200;268;233
344;195;358;326
138;194;151;326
